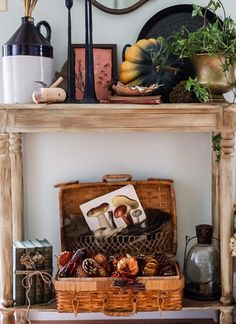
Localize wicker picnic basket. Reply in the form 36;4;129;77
54;174;184;315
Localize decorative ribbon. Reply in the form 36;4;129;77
15;268;53;275
19;270;54;324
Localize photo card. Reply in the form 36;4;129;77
80;184;146;239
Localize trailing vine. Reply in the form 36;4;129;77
212;133;222;162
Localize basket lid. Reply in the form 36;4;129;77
55;174;177;256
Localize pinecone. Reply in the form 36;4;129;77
93;254;108;268
75;265;87;278
137;254;146;275
169;80;196;103
158;260;176;276
142;256;159;276
82;258;99;276
93;254;111;276
97;266;109;277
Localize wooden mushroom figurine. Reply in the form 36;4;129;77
32;77;66;104
112;195;139;226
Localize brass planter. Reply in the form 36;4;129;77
192;54;235;101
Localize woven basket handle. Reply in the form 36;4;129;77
72;296;80;316
156;293;167;314
102;295;137;316
102;174;132;182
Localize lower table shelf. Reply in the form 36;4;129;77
1;300;235;324
0;299;235;312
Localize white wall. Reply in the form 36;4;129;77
0;0;235;320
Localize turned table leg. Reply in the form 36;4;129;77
219;306;235;324
14;310;27;324
0;134;13;308
1;312;15;324
0;134;14;324
9;134;24;241
219;132;234;321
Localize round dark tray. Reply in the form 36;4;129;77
137;4;219;40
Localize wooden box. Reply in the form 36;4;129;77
54;174;184;315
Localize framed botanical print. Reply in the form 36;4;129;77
71;44;117;101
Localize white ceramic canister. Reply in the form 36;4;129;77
2;17;53;104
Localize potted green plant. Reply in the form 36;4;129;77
167;0;236;102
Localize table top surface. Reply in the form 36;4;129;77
0;102;235;133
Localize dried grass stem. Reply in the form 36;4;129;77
24;0;38;17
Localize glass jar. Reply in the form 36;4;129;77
183;224;221;300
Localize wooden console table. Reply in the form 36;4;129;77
0;103;235;323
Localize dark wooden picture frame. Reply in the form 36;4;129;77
71;44;117;101
92;0;149;15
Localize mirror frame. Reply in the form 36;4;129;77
92;0;149;14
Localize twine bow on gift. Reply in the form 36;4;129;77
16;252;54;324
20;270;54;324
